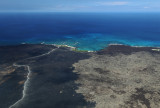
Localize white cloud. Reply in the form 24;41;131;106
96;1;129;6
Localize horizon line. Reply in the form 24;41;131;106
0;11;160;13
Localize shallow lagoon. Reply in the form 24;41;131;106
0;12;160;50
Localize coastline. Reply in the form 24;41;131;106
1;42;160;53
0;44;95;108
25;43;160;53
0;43;160;108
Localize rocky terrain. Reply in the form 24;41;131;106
73;45;160;108
0;44;160;108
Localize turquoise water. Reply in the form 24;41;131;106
0;13;160;51
26;33;160;51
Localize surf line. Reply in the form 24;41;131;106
9;48;56;108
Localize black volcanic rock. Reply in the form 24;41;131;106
97;45;160;55
0;44;56;64
1;44;160;108
0;44;95;108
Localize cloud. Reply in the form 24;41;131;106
96;1;129;6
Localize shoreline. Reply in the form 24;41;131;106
1;43;160;108
1;43;160;53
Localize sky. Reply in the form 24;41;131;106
0;0;160;12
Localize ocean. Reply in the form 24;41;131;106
0;12;160;51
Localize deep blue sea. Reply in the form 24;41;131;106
0;12;160;51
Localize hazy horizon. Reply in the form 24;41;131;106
1;0;160;12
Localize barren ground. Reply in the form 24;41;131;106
73;45;160;108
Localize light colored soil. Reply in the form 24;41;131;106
0;65;15;85
73;51;160;108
